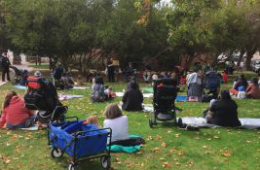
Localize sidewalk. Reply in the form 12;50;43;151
0;53;33;87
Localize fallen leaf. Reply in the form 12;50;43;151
177;150;185;156
156;135;163;140
152;147;160;153
162;162;170;168
221;149;232;157
161;142;167;148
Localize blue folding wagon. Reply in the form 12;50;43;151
48;117;112;170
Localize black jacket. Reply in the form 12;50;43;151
122;89;143;111
209;99;241;127
1;57;10;70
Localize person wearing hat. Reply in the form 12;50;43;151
34;71;42;78
1;52;11;82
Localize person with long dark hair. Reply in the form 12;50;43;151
122;81;143;111
0;91;35;129
246;78;260;99
205;90;241;127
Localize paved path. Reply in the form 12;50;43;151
0;52;33;87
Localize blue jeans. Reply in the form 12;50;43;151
6;115;35;129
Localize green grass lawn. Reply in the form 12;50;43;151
29;64;50;70
0;72;260;170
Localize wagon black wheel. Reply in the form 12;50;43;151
68;163;77;170
149;119;153;128
51;148;63;158
100;156;111;169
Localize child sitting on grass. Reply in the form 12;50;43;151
84;115;99;127
104;86;114;100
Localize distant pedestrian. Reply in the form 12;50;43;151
1;52;11;82
107;58;115;82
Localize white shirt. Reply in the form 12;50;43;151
103;115;128;142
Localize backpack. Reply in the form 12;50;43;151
205;71;220;90
1;57;10;69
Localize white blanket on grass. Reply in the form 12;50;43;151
181;117;260;129
58;94;84;101
116;92;153;98
20;125;39;131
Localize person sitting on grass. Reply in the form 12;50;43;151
104;85;114;100
91;73;106;102
246;78;260;99
0;91;35;129
234;74;248;91
103;103;128;143
204;90;241;127
122;81;143;111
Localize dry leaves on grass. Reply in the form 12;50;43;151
0;155;11;164
162;162;170;168
175;133;181;138
161;142;167;148
221;149;233;157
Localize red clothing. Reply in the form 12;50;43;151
222;73;228;84
180;77;186;85
246;84;260;99
0;96;34;128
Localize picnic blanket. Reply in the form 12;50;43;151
73;86;88;90
115;92;153;98
116;92;188;101
20;125;39;131
180;117;260;129
58;94;84;101
14;85;27;90
108;135;143;153
143;87;153;93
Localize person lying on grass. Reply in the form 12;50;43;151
204;90;241;127
122;81;143;111
0;91;35;129
246;78;260;99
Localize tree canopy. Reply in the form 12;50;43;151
1;0;260;70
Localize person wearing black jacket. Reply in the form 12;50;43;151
206;90;241;127
1;52;11;82
107;58;115;82
122;81;143;111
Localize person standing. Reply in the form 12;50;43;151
1;52;11;82
107;58;115;82
187;69;204;101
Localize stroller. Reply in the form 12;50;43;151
149;78;178;128
48;117;112;170
202;71;221;102
10;66;28;85
24;76;67;123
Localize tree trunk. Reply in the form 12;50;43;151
245;51;254;70
237;50;245;67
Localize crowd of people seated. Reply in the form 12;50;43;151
2;62;260;155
